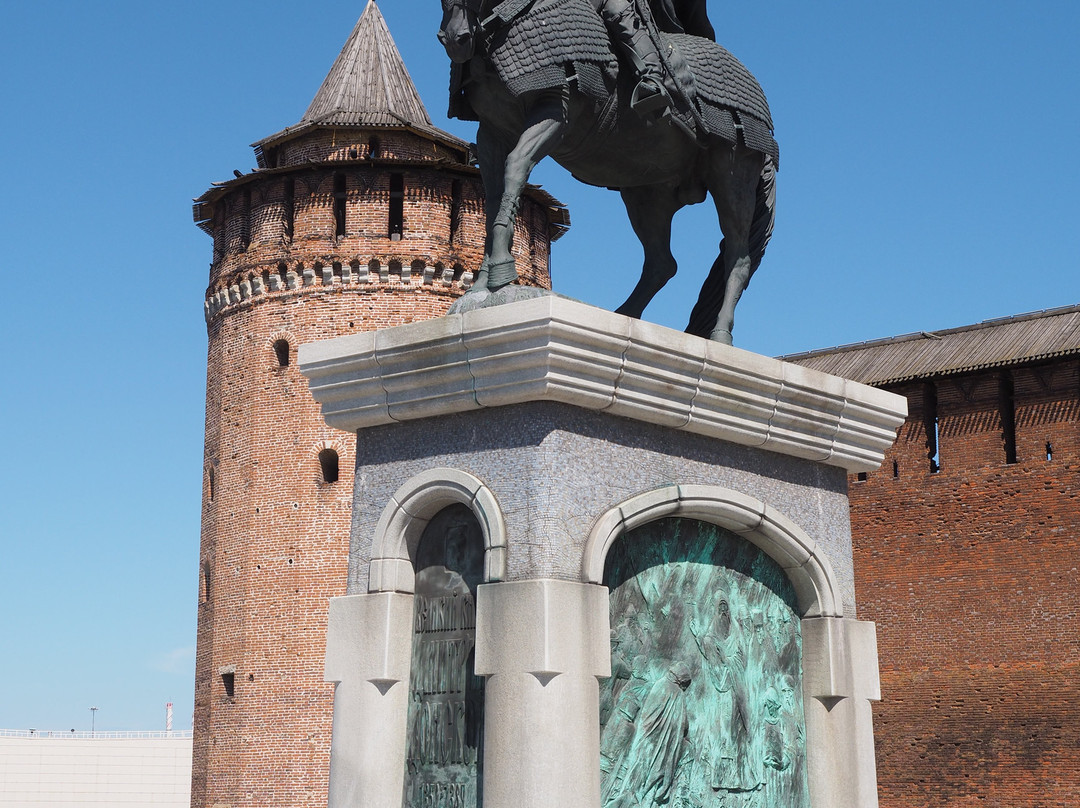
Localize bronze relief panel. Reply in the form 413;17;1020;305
404;504;485;807
600;518;810;808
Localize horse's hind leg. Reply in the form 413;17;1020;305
687;147;764;343
614;184;682;319
485;92;567;290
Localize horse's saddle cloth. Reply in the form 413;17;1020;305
451;0;778;162
486;0;617;99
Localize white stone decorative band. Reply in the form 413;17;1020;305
203;260;474;322
299;296;907;473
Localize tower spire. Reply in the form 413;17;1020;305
302;0;432;128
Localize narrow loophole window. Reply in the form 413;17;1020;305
924;383;941;474
273;339;290;367
449;179;463;244
999;372;1017;464
207;466;216;501
389;173;404;240
1046;441;1053;461
240;187;252;251
333;173;347;238
319;449;340;484
200;561;211;604
221;671;235;698
892;459;899;478
283;177;295;242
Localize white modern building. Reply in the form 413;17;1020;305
0;730;192;806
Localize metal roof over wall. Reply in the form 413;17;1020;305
782;304;1080;386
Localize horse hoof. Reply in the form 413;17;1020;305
446;286;491;314
483;256;518;289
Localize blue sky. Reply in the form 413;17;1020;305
0;1;1077;732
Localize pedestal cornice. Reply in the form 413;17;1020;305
299;296;907;473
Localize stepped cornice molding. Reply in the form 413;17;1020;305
299;296;908;473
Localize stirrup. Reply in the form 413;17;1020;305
631;77;671;117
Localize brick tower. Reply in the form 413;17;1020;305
190;4;565;806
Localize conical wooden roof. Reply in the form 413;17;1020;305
301;0;432;128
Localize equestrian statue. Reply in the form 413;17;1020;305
438;0;778;343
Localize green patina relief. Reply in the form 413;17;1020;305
404;504;485;808
600;518;810;808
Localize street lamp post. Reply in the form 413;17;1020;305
89;707;98;737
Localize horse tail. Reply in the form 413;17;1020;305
748;152;777;277
685;153;776;339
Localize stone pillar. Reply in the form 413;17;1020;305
324;592;413;808
474;579;611;808
802;617;882;807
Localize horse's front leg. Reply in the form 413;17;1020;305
486;92;567;290
475;123;510;294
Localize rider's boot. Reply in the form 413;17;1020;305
630;70;670;117
599;0;671;117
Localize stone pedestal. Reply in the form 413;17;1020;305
300;296;906;808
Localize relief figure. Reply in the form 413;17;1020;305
605;662;692;808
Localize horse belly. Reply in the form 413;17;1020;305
554;115;695;190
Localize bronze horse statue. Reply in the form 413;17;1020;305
438;0;778;343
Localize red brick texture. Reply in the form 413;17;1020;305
195;123;1079;808
192;126;554;808
848;359;1080;808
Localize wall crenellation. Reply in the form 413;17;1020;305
844;356;1080;808
204;162;553;305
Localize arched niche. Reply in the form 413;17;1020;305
369;467;507;594
403;504;486;806
369;469;501;806
582;484;843;619
325;471;504;808
584;485;876;808
599;517;811;807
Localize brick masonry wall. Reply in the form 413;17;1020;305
208;160;552;297
262;127;466;169
192;127;553;808
848;359;1080;808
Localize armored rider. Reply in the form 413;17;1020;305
595;0;715;116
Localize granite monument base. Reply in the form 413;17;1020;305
300;297;906;808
